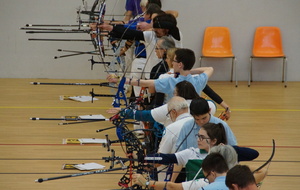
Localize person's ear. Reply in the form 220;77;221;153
178;62;183;69
231;184;239;190
211;138;217;146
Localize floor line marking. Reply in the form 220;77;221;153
1;107;300;112
0;144;299;148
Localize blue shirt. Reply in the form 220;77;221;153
125;0;142;18
154;73;208;102
201;176;228;190
175;115;237;152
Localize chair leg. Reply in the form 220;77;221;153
233;57;238;87
230;57;234;82
248;57;253;87
283;57;287;88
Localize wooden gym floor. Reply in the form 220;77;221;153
0;78;299;189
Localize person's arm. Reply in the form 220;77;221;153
145;153;178;165
111;25;145;41
136;21;152;31
231;146;259;162
202;85;231;120
190;67;214;78
170;164;183;182
120;109;156;122
132;174;183;190
99;23;145;41
107;74;156;90
123;10;133;23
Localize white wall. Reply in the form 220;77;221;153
1;0;300;81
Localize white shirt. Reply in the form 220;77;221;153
151;100;192;127
158;113;193;154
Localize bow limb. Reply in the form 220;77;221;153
96;0;106;60
253;139;276;173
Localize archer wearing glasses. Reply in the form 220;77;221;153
132;123;234;189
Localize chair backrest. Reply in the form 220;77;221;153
202;27;234;57
252;27;284;57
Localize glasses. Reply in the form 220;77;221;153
203;171;211;183
166;109;175;117
155;47;164;50
195;134;210;141
172;59;180;63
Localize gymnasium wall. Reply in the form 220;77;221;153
1;0;299;81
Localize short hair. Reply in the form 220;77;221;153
189;97;210;116
158;36;175;50
226;165;257;189
210;144;238;169
202;153;229;174
174;48;195;70
145;3;163;17
202;123;227;145
175;81;200;100
167;96;189;112
147;0;162;8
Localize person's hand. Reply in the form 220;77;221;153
136;22;151;31
98;23;113;31
106;74;119;83
89;23;98;31
106;107;121;114
132;174;146;186
218;108;231;121
119;47;126;56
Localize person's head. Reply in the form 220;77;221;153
173;48;195;72
196;123;227;151
166;48;177;68
173;81;200;100
147;0;162;8
152;13;180;40
202;153;229;183
144;3;163;20
210;144;238;170
140;0;148;12
155;36;175;59
226;165;258;190
167;96;189;122
190;97;210;126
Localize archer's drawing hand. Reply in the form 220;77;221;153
219;108;231;121
106;74;119;83
106;107;121;114
132;174;146;186
136;22;151;31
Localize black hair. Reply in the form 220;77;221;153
147;0;162;8
202;153;229;174
174;48;195;70
145;3;164;18
225;165;256;189
202;123;228;145
189;97;210;116
175;81;200;100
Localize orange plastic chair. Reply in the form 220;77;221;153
199;27;237;87
248;26;287;87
